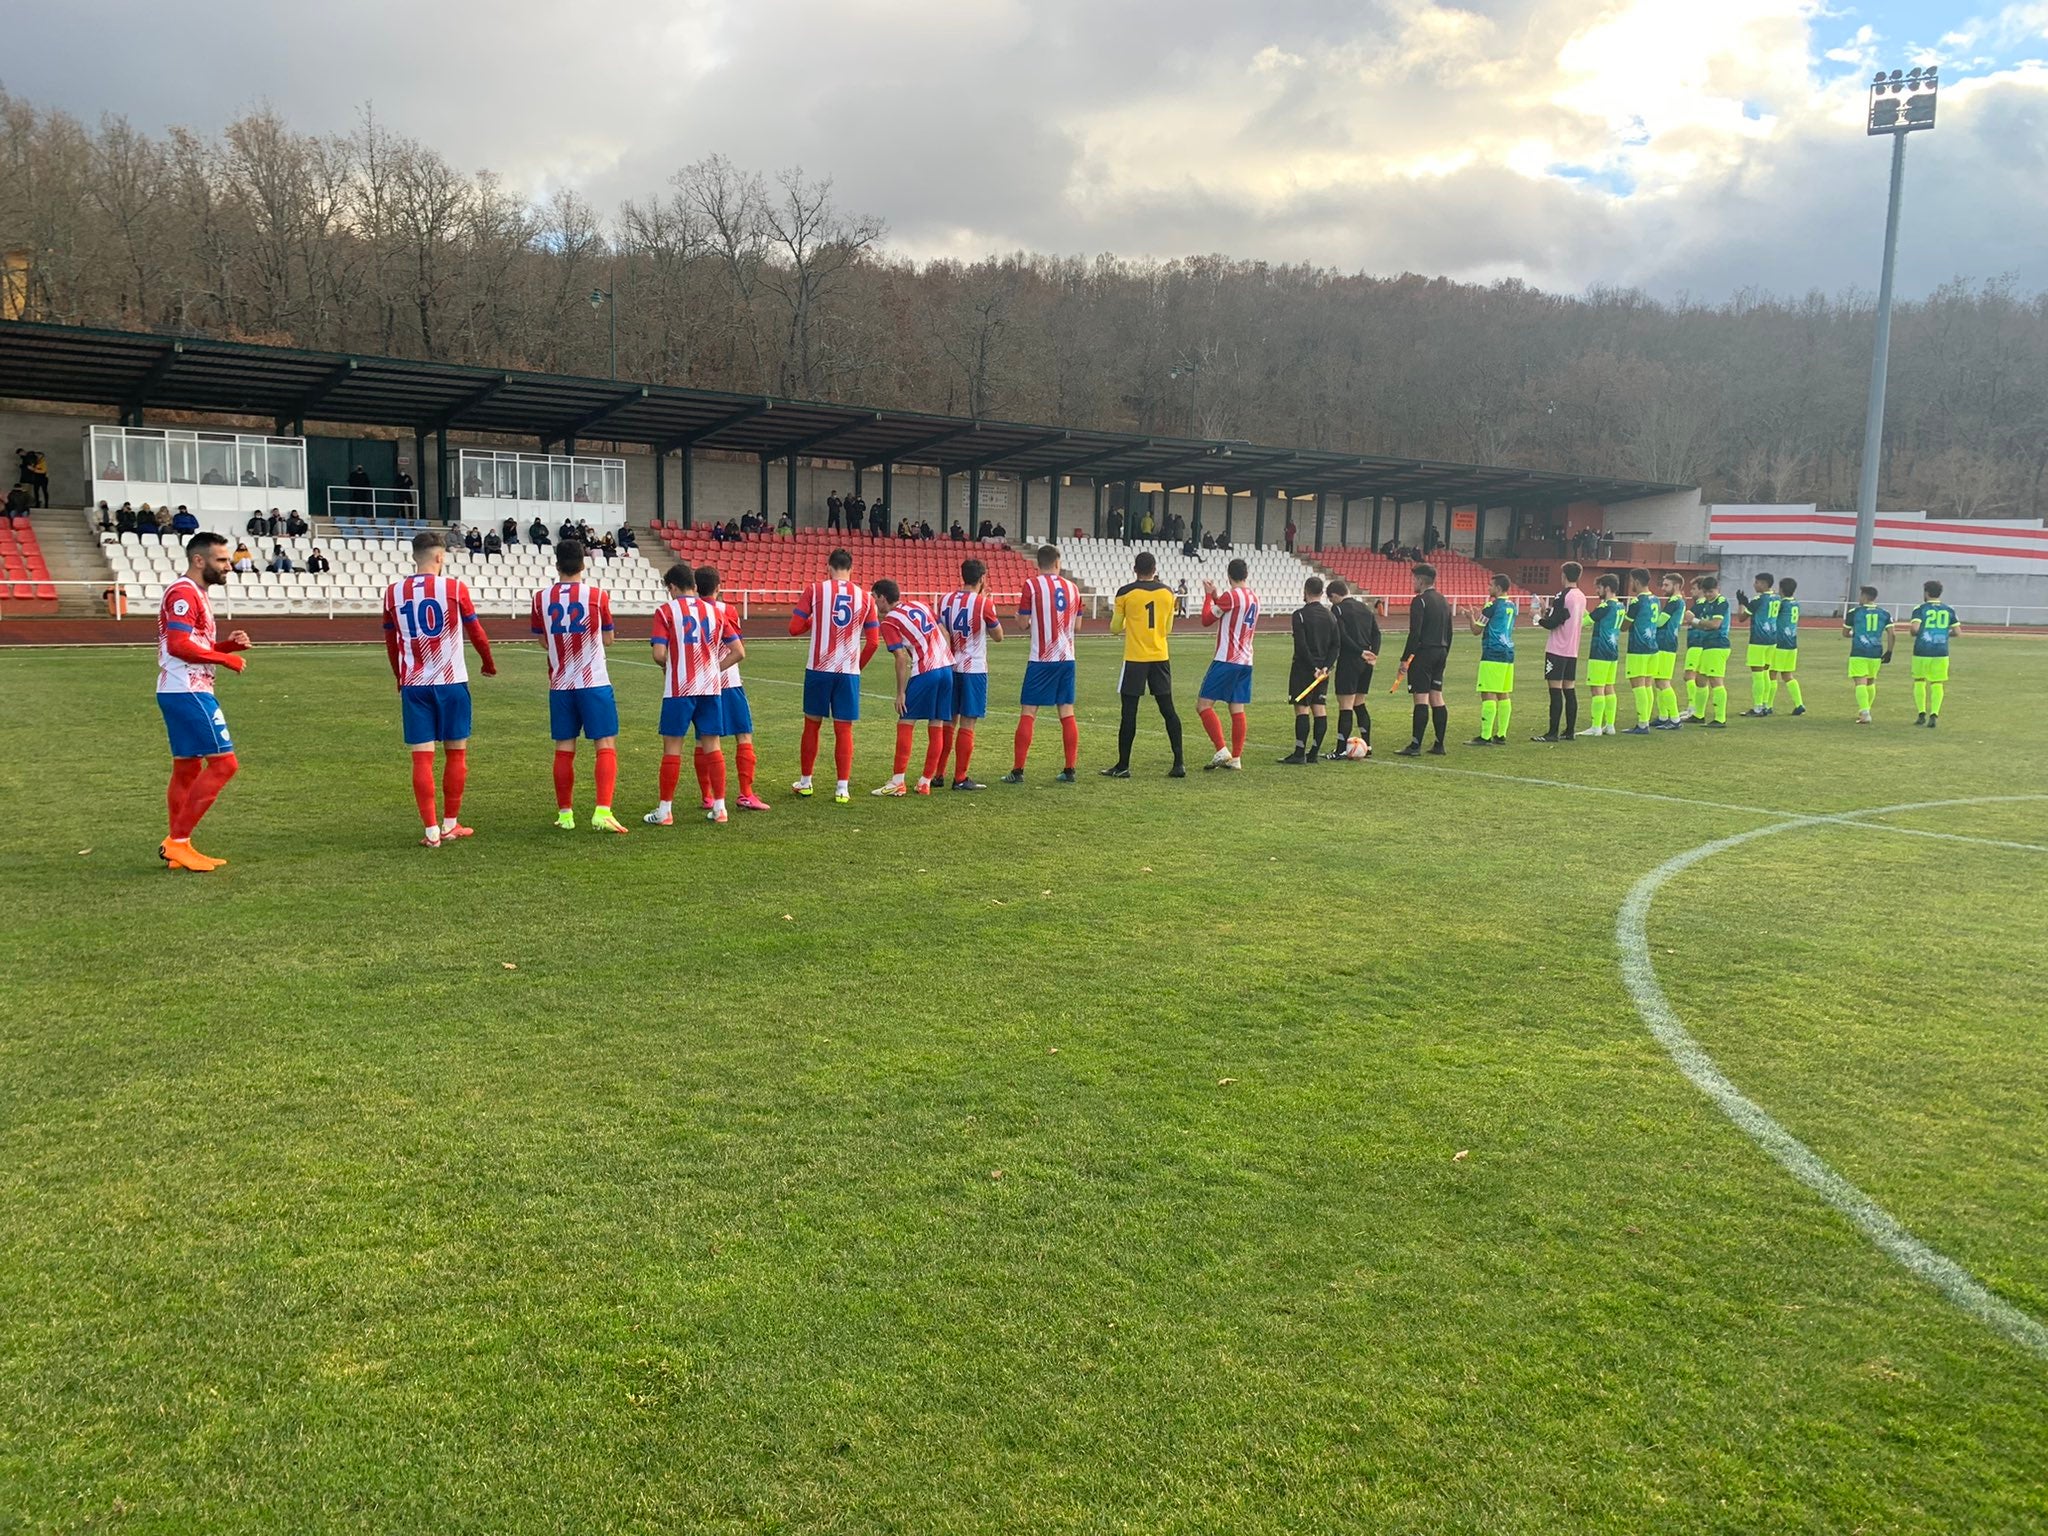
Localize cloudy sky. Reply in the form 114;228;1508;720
12;1;2045;299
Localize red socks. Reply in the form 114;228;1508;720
410;750;439;827
954;726;974;780
692;747;711;802
660;753;683;804
833;720;854;782
1012;715;1035;771
935;723;955;781
167;757;203;832
799;717;821;776
172;753;239;839
1198;706;1225;751
705;747;727;800
552;749;576;811
922;725;947;782
1230;712;1246;759
894;721;915;776
1061;714;1079;770
736;742;756;797
595;745;618;809
442;748;467;821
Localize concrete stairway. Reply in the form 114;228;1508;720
37;511;115;616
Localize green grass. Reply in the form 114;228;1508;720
1;630;2044;1534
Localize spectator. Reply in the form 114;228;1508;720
482;531;502;558
115;503;136;535
231;540;256;572
200;464;227;485
897;518;913;540
4;485;28;516
573;484;591;504
777;513;794;537
246;511;268;536
306;548;331;575
1379;537;1398;557
827;492;843;531
918;520;934;540
993;523;1007;539
16;448;49;507
1182;536;1198;559
267;508;285;537
502;515;520;546
1200;530;1215;551
977;519;993;539
170;506;200;536
465;527;484;554
286;509;309;537
347;463;371;503
578;520;596;546
1107;506;1124;539
530;517;550;547
97;502;115;533
134;505;161;533
1284;517;1298;553
724;518;741;540
240;464;262;488
464;468;487;496
869;500;886;539
557;517;577;542
710;522;728;543
395;468;415;508
1138;509;1155;535
616;524;638;551
1423;522;1443;554
267;543;295;574
600;533;618;560
101;457;124;481
949;522;965;541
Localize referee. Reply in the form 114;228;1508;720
1103;551;1185;778
1278;575;1337;763
1394;563;1453;756
1327;578;1381;758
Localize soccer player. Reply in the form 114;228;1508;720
1327;579;1380;758
1394;563;1453;757
1738;571;1781;716
645;562;744;825
1772;576;1806;716
1103;550;1185;778
1006;544;1081;784
1683;574;1731;728
1582;573;1624;736
1196;557;1258;770
1279;574;1338;762
1653;572;1685;727
790;547;878;804
1623;568;1663;735
870;579;955;795
1533;561;1585;742
1843;584;1892;724
1906;579;1960;727
702;564;770;812
940;558;1003;790
533;537;626;833
382;529;496;846
1468;572;1516;747
155;531;250;871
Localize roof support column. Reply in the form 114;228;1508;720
435;427;450;524
413;428;429;521
1371;494;1383;550
786;452;799;529
853;464;864;501
653;448;666;526
758;455;770;526
681;448;695;528
1423;497;1436;550
1255;487;1267;549
969;466;980;530
1122;480;1136;544
1473;505;1487;557
939;468;951;526
1314;492;1326;554
1049;473;1061;536
1224;489;1233;546
1091;479;1103;539
1339;495;1351;547
882;462;894;522
1190;481;1202;541
1018;475;1030;543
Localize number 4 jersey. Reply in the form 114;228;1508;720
383;574;482;686
532;580;615;690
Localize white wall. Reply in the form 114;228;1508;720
1603;488;1707;545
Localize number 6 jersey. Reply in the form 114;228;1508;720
532;580;615;690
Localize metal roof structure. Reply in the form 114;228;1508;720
0;319;1687;509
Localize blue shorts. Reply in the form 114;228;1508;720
802;668;860;720
951;670;988;720
159;691;233;758
658;693;725;740
1199;660;1253;706
399;682;472;746
721;686;753;737
1021;659;1076;708
549;684;619;741
902;669;953;723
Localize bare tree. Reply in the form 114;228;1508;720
757;165;884;397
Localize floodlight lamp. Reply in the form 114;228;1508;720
588;288;605;310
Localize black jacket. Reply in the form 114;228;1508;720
1332;596;1381;658
1291;602;1338;668
1402;588;1453;658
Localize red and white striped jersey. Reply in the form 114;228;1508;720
1206;584;1260;665
717;600;744;690
1017;573;1080;662
939;588;997;674
531;581;614;690
382;574;478;687
879;599;955;678
156;576;216;694
793;578;875;673
650;593;739;698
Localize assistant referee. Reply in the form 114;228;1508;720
1104;551;1186;778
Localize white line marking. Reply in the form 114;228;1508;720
1616;795;2048;1362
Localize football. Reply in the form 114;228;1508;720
1342;736;1371;760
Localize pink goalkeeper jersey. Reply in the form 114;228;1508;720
156;577;216;694
1547;586;1587;657
794;578;876;673
939;588;997;674
1017;573;1080;662
879;599;955;677
383;574;478;687
1206;585;1259;664
650;594;739;698
531;581;614;690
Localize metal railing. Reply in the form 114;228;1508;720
324;486;423;523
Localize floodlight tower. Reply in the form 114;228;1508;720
1850;66;1938;595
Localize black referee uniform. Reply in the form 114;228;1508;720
1331;593;1382;751
1399;585;1454;754
1282;600;1338;761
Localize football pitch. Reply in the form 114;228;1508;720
2;631;2045;1533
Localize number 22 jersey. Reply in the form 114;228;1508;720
531;581;614;690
